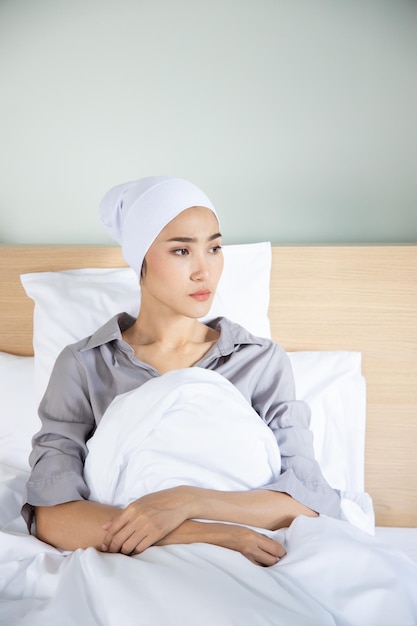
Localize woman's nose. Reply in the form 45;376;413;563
191;255;209;281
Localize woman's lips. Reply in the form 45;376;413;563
190;290;211;302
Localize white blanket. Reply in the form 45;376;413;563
84;368;282;506
1;369;417;626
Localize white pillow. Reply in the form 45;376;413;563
21;243;272;404
291;350;373;533
0;352;40;471
289;351;366;494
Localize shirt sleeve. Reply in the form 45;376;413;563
251;343;341;518
22;345;95;530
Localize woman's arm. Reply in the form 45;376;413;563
188;487;318;529
249;344;341;518
100;485;316;555
25;346;97;532
35;498;286;567
35;501;120;551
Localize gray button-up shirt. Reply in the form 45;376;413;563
23;314;341;527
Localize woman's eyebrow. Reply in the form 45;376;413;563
166;232;222;243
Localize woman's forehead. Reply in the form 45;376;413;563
157;206;220;239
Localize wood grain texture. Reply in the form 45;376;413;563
1;244;416;526
269;246;417;526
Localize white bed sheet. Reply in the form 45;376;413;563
375;526;417;565
1;370;417;625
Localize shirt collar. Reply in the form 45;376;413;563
80;313;136;352
80;313;265;355
201;317;266;360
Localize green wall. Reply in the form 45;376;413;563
1;0;416;244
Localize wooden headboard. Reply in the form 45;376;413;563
0;245;416;527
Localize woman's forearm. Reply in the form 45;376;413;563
35;501;121;551
155;519;286;566
186;488;318;530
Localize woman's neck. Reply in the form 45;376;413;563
122;313;219;374
124;312;209;349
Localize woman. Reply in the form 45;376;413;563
23;176;340;566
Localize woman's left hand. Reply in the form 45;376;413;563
100;486;194;555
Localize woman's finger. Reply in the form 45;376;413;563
262;536;286;558
239;532;286;567
101;513;134;552
120;532;154;556
103;524;140;553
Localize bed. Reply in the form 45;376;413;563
1;243;416;625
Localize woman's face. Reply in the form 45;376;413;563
140;206;223;319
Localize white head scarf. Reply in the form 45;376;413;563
99;176;219;276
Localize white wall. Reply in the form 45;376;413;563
1;0;416;245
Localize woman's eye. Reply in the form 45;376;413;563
173;248;188;256
210;245;222;254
